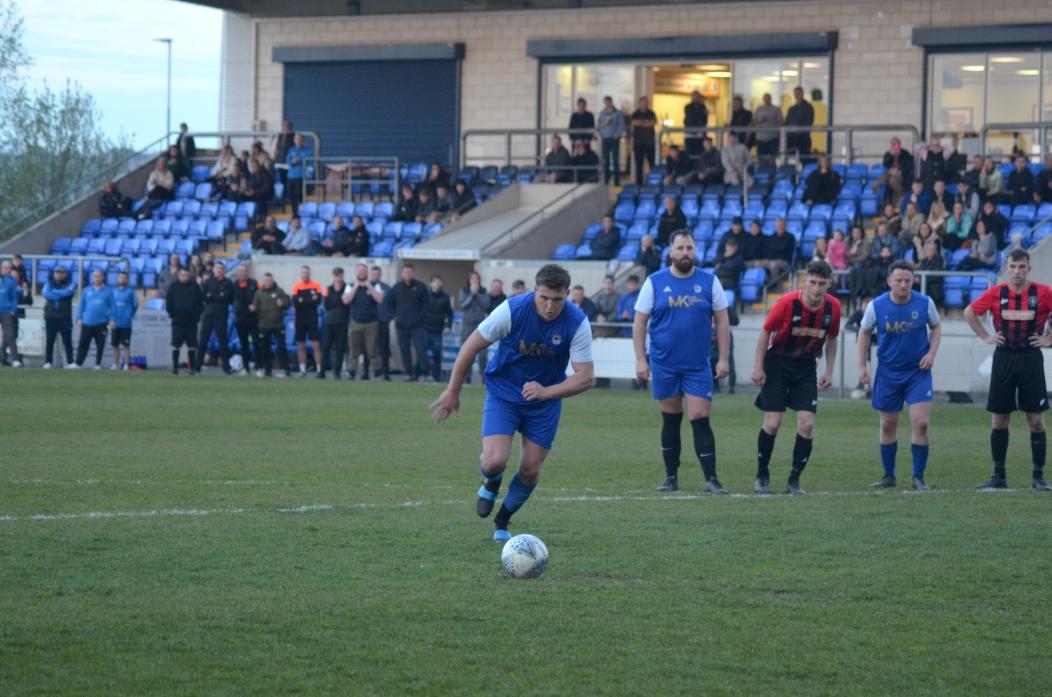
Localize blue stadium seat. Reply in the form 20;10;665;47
699;200;721;222
739;268;766;303
141;238;160;255
372;240;395;258
968;275;992;302
948;248;970;269
580;223;603;243
680;198;699;219
1010;204;1036;224
190;165;211;183
626;222;648;241
157;238;177;255
1037;203;1052;221
177;239;197;257
383;222;404;240
336;202;356;219
318;202;336;221
375;201;395;219
1031;224;1052;246
308;220;327;241
787;202;810;222
175;181;195;199
401;222;423;241
366;220;384;240
207;221;226;243
182;200;202;218
720;200;743;220
693;221;714;243
744;202;765;222
87;238;107;255
356;201;375;219
199;202;218;219
573;243;592;259
943;275;969;308
616;242;639;261
170;219;190;237
99;218;119;236
116;218;136;235
134;219;154;235
163;200;183;218
809;204;833;223
423;223;443;238
552;243;576;260
69;238;89;255
120;238;141;256
194;183;213;201
298;201;318;219
859;191;879;217
614;202;635;223
188;219;209;239
50;237;72;255
846;163;868;181
81;219;103;236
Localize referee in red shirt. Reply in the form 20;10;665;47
964;249;1052;491
751;260;841;495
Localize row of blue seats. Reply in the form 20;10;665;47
33;254;236;290
277;219;443;244
945;275;995;308
612;200;862;226
51;236;204;258
80;217;239;240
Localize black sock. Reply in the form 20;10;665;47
789;435;813;484
494;503;512;529
991;428;1009;478
187;349;196;370
691;417;717;481
661;412;683;478
1031;431;1046;479
757;429;776;479
171;350;179;370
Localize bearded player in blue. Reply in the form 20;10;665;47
430;264;594;542
633;229;731;494
857;260;942;491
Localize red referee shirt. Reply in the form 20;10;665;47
969;281;1052;350
764;290;841;362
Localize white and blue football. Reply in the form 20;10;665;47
501;534;548;579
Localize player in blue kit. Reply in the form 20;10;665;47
857;261;942;490
632;229;731;493
430;264;594;542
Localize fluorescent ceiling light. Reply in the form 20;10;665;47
1016;69;1040;76
803;62;821;69
706;71;732;78
961;65;985;72
991;56;1023;63
780;69;799;76
696;64;727;71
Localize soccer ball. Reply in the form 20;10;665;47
501;534;548;579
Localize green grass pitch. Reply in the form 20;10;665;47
1;371;1050;696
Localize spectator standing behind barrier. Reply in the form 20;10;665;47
388;263;430;382
42;266;75;369
683;90;708;160
422;275;454;383
196;262;235;374
730;96;754;149
635;234;662;277
272;119;295;198
110;271;137;371
345;263;385;381
510;280;526;297
785;86;814;161
176;122;196;160
568;97;594;146
457;272;489;384
597;96;626;186
291;265;324;376
318;268;350;380
593;275;620;338
752;93;781;161
369;265;392;380
232;266;258;374
0;259;24;367
631;96;657;184
166;267;204;374
544;135;572;184
589;214;621;261
99;181;133;218
251;273;290;378
570;285;598;322
156;253;183;297
75;270;114;370
252;216;286;255
1035;153;1052;204
285;133;310;217
488;279;508;311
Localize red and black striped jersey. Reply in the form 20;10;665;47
969;282;1052;350
764;290;841;362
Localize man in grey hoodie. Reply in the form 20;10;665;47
457;271;490;384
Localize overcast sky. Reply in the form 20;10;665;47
18;0;223;150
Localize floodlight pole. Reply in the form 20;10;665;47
155;38;173;144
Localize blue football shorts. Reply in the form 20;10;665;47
481;394;562;450
872;365;933;413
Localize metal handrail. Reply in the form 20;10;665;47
298;155;402;203
0;132;178;243
479;183;593;257
978;121;1052;160
461;128;604;179
187;130;321;205
2;254;132;301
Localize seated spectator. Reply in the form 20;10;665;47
899;201;925;249
714;238;745;290
424;162;451;194
1035;153;1052;204
976;199;1008;246
593;275;620;337
282;217;313;255
846;225;872;301
251;216;286;255
166;144;190;181
720;132;752;188
879;202;902;239
958;220;997;270
347;215;370;257
743;220;766;268
812;236;829;263
589;214;621;260
415;188;437;223
571;140;600;183
912;222;936;261
944;200;972;252
244;159;273;216
915;237;945;307
955;179;980;219
716;216;746;258
433;184;456;220
656;196;686;247
979;157;1004;203
661;144;692;186
803;155;841;204
927;200;949;239
451;179;476;216
873;137;914;206
250;141;273;170
211;145;238;182
759;218;795;276
544;135;572;183
930;179;951;212
871;223;899;260
394;183;418;221
828;228;848;272
570;285;598;322
920;136;946;190
324;216;351;257
634;234;661;276
99;181;133;218
678;137;723;187
1006;155;1035;206
156;253;183;297
147;158;174;200
962;154;984;190
899;178;931;216
944;138;968;184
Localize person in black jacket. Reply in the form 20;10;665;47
729;96;754;149
394;183;418;222
656;196;687;248
386;263;430;381
325;216;352;257
661;145;693;186
1006;155;1035;206
589;214;621;260
42;266;75;367
195;261;235;374
451;180;476;216
231;265;258;373
166;268;204;374
635;234;662;276
803;155;842;204
568;97;594;146
742;220;766;267
369;265;393;380
346;215;370;257
318;268;350;379
683;90;708;159
176;123;197;160
421;275;454;382
99;181;133;218
715;238;745;291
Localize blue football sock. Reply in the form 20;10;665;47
911;443;929;479
880;442;897;477
501;474;537;515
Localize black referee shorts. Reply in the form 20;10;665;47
987;348;1049;414
171;321;198;349
295;314;320;343
755;353;819;413
111;327;132;348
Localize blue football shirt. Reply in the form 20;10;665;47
861;291;940;371
634;267;728;371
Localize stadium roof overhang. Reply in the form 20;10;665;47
178;0;802;18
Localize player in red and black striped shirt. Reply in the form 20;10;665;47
751;260;841;495
964;249;1052;491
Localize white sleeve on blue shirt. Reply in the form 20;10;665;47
476;300;512;342
633;277;655;315
860;301;877;331
926;297;941;326
710;276;729;312
569;320;593;363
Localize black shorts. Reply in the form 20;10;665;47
294;314;320;343
987;348;1049;414
111;327;132;348
171;322;198;349
755;354;819;413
